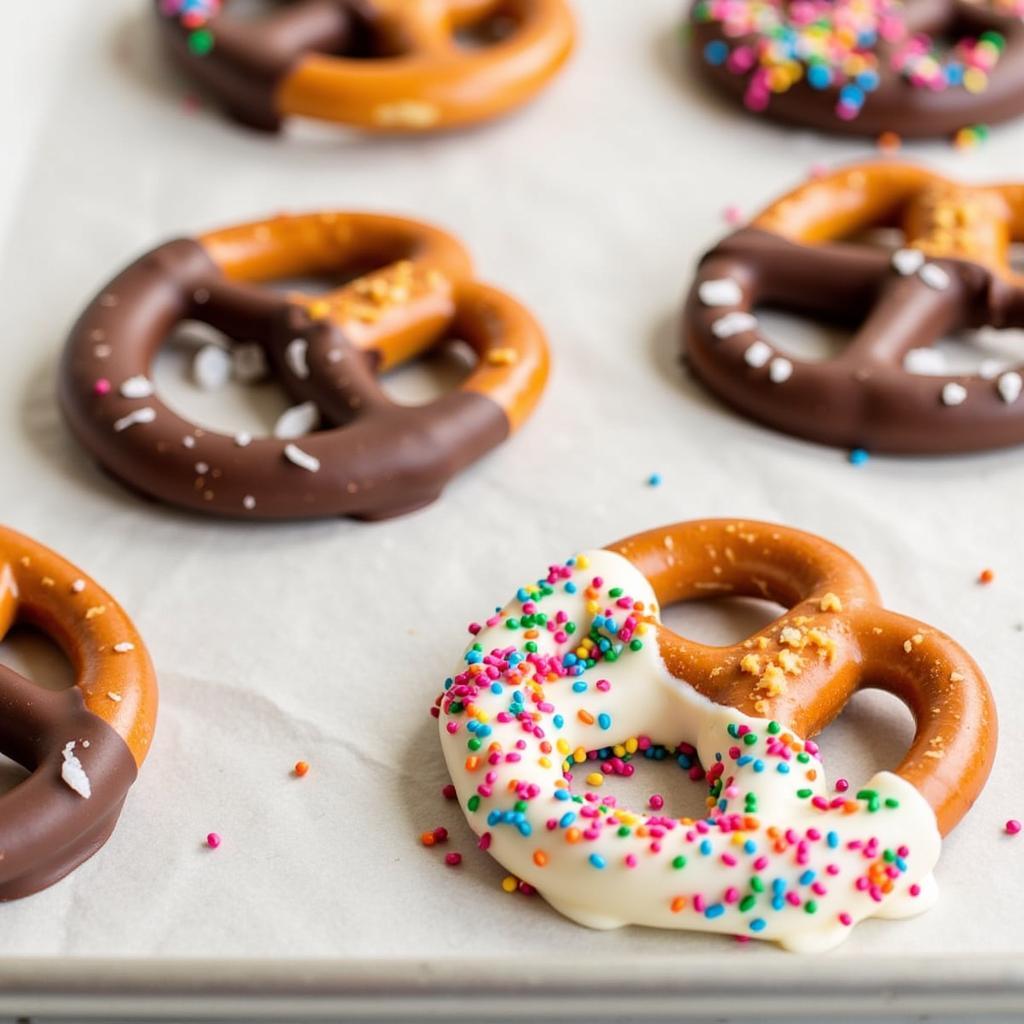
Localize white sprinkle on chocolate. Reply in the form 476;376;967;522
195;462;210;475
193;345;231;391
113;641;135;653
60;742;91;799
113;407;156;432
274;401;319;440
94;344;112;359
283;443;320;473
768;357;793;383
119;375;154;399
941;382;968;406
698;278;742;307
243;495;256;510
979;359;1003;381
919;263;951;291
998;371;1023;404
285;338;310;380
711;312;758;340
234;431;253;447
183;435;197;449
743;340;772;368
903;348;946;375
891;248;925;276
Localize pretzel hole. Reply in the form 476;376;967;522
378;338;476;405
909;326;1024;378
753;307;850;363
812;690;915;790
155;320;305;440
454;12;519;49
661;597;786;647
564;745;711;823
0;625;76;694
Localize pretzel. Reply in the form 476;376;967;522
0;527;157;900
683;161;1024;453
690;0;1024;137
438;519;995;951
155;0;576;133
60;212;549;520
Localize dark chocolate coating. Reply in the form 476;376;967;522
155;0;360;131
0;664;137;900
689;0;1024;138
682;227;1024;453
59;239;511;520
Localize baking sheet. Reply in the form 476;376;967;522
2;0;1024;972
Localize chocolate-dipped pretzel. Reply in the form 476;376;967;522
439;519;996;950
0;528;157;900
690;0;1024;138
683;161;1024;454
61;212;549;520
156;0;576;133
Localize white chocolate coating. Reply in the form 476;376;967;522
439;550;942;952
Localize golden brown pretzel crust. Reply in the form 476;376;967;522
0;527;157;767
199;211;549;429
608;519;995;836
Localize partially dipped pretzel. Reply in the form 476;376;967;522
684;161;1024;453
439;519;995;951
690;0;1024;138
0;528;157;899
60;212;549;520
156;0;576;133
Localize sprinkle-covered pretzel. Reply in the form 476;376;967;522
683;161;1024;453
439;519;995;951
690;0;1024;137
60;212;549;520
155;0;576;132
0;528;157;900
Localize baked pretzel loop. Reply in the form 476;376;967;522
155;0;576;132
60;212;549;520
683;161;1024;453
690;0;1024;138
609;519;995;836
0;527;157;900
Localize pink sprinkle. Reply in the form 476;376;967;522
478;832;492;851
909;883;921;897
444;852;462;867
206;832;221;849
1006;819;1022;835
94;378;111;395
839;912;853;927
648;793;665;811
693;894;706;913
442;784;456;800
432;827;449;844
835;778;849;793
625;854;637;868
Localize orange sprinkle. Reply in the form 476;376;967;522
465;756;480;772
979;568;995;585
293;760;310;777
565;827;582;844
533;850;549;867
578;709;595;725
420;831;436;847
670;896;687;913
877;130;902;153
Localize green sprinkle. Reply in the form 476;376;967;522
796;788;812;799
188;28;215;55
672;855;687;869
525;641;537;653
467;738;481;751
805;900;818;914
767;721;781;734
743;733;757;746
617;826;631;837
506;618;519;630
629;639;643;651
515;800;528;813
797;752;810;764
467;795;480;812
885;797;900;809
565;622;576;634
609;587;623;598
883;849;896;863
739;895;756;912
750;876;765;893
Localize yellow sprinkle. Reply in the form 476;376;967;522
501;876;518;893
573;747;587;764
556;739;570;755
624;737;639;754
538;756;551;769
585;772;604;788
576;554;589;570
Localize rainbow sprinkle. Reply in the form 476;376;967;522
160;0;220;55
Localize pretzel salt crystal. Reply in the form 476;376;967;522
60;212;549;520
439;519;995;950
683;161;1024;453
0;527;157;900
156;0;576;133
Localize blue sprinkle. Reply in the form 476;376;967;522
589;853;606;869
772;896;785;911
744;840;757;855
705;903;725;920
776;762;790;774
598;713;612;730
807;63;831;89
647;472;662;487
827;831;839;849
465;650;482;664
572;681;587;693
517;821;532;836
700;839;712;856
490;682;503;695
563;653;578;667
516;588;531;603
677;753;692;769
737;755;753;767
839;83;864;107
554;789;570;801
799;870;816;886
553;714;564;728
753;760;765;773
559;812;576;828
772;878;786;894
704;39;729;65
565;581;577;594
849;447;869;466
750;918;767;932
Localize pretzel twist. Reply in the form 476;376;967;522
156;0;576;132
683;161;1024;453
0;527;157;900
439;519;995;950
60;212;549;520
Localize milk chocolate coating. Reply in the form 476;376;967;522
690;0;1024;138
60;239;510;520
155;0;360;131
0;664;137;900
683;227;1024;453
